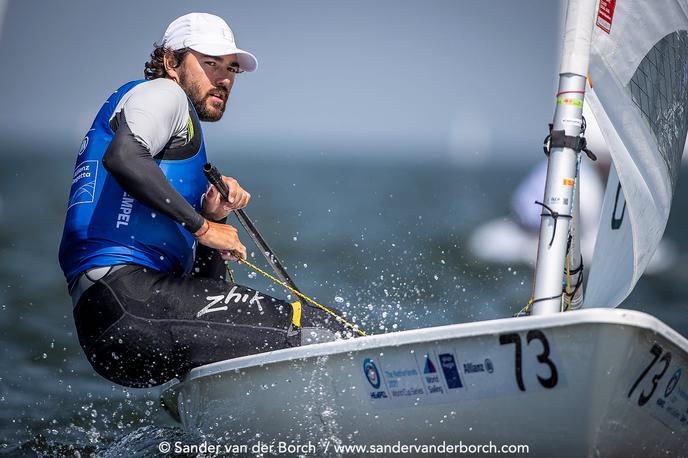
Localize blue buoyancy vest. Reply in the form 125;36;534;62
59;80;208;285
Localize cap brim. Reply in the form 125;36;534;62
189;43;257;72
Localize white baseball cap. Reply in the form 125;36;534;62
161;13;257;72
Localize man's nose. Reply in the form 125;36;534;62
216;73;234;89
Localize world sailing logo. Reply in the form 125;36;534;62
422;354;444;394
423;355;437;374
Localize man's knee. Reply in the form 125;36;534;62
295;302;359;344
299;326;339;345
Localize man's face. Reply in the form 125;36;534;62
174;50;240;122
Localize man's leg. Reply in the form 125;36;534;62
74;265;351;387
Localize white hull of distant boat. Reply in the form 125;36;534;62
162;308;688;457
467;217;677;275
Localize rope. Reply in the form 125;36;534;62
564;254;571;312
531;293;564;307
228;258;368;337
563;253;584;311
534;200;572;247
515;298;533;317
516;293;564;317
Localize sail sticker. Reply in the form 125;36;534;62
421;353;445;395
383;366;425;398
596;0;616;34
367;352;426;406
423;354;437;374
665;369;681;398
561;117;582;128
627;343;688;431
563;178;575;187
439;353;463;389
361;331;565;410
548;195;571;207
556;97;583;108
363;357;390;401
363;358;381;388
664;368;683;398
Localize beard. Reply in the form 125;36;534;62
178;71;228;122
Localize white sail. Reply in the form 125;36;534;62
584;0;688;308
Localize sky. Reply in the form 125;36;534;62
0;1;563;163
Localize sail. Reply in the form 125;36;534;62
584;0;688;308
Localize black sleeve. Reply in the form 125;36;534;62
192;223;227;280
102;113;206;233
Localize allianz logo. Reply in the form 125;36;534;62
462;358;494;374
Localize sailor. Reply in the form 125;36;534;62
59;13;349;388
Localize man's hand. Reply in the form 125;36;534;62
202;176;251;221
194;220;247;261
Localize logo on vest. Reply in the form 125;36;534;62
116;192;135;228
68;160;98;209
78;136;89;156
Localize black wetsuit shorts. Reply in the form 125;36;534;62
73;265;350;388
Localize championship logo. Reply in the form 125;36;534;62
664;368;682;398
363;358;381;389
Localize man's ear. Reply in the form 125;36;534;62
164;52;181;82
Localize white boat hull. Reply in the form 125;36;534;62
162;309;688;457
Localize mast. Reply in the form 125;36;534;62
531;0;597;315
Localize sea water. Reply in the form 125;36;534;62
1;152;687;456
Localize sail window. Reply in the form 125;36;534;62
628;31;688;188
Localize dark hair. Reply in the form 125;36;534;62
144;44;191;80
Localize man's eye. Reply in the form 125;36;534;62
205;61;216;67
